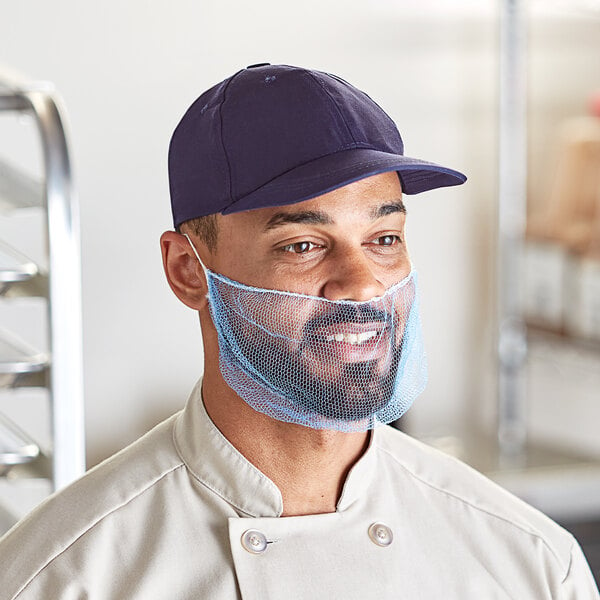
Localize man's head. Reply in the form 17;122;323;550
162;171;424;430
161;64;466;430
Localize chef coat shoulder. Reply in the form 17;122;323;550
374;425;576;581
0;412;185;599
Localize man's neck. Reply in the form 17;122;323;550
201;373;370;517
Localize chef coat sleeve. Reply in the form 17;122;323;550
559;540;599;599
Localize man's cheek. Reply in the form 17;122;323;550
236;296;316;341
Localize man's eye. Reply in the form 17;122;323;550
374;235;401;246
282;241;317;254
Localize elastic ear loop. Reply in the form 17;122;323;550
183;233;210;278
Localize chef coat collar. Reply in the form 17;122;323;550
174;379;378;518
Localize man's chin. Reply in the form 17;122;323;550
297;352;395;383
289;368;397;422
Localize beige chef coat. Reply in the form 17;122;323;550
1;380;598;599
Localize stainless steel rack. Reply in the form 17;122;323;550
0;70;85;531
423;0;600;532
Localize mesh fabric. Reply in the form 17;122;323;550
197;257;428;432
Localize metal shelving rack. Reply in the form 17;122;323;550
492;0;600;506
423;1;600;535
0;71;85;530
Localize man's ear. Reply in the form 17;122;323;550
160;231;209;310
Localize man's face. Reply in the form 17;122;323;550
201;171;413;423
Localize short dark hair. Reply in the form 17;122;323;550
178;214;219;252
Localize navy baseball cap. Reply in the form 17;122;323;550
168;63;466;228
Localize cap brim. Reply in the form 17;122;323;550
221;148;466;215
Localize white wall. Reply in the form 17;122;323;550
0;0;598;469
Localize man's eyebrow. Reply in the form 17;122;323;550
264;210;334;231
263;200;406;231
370;200;406;219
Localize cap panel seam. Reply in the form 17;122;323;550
305;71;358;145
218;71;243;208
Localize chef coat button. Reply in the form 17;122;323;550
241;529;268;554
368;522;393;547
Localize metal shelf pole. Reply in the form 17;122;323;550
497;0;529;458
28;90;85;489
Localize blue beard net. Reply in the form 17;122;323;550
186;237;428;432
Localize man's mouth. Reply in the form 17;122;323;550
310;320;386;343
301;321;390;364
324;330;379;345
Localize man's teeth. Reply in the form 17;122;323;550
325;331;378;344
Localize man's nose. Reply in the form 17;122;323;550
322;249;386;302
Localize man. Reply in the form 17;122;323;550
0;64;597;598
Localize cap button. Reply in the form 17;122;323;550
246;62;271;69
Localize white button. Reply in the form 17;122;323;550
368;522;393;547
241;529;268;554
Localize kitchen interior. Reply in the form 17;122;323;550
0;0;599;586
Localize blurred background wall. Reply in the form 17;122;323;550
0;0;598;470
